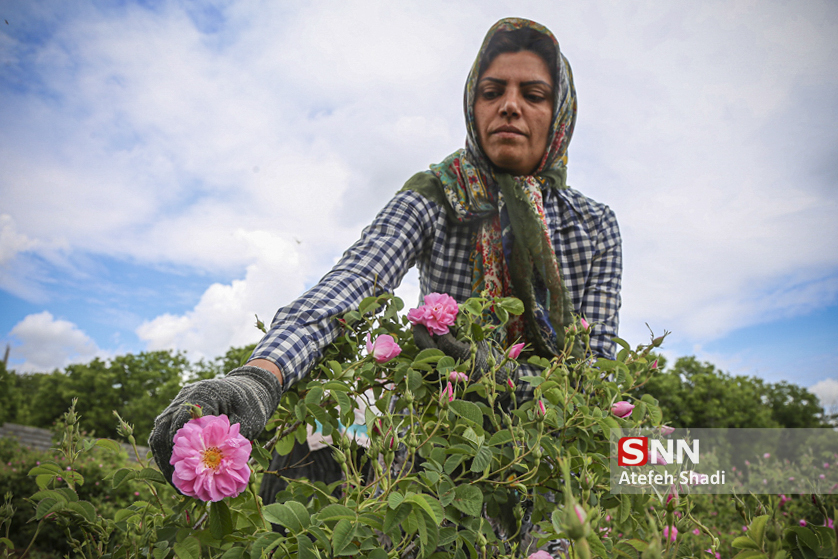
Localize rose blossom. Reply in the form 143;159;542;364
663;525;677;541
170;414;252;502
440;382;455;404
407;293;459;335
365;333;402;363
448;371;469;383
579;317;590;331
611;401;635;418
507;343;525;360
528;552;553;559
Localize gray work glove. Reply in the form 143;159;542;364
413;325;517;386
149;365;284;486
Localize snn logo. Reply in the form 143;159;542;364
618;437;699;466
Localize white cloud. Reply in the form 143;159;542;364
9;311;101;372
136;230;307;360
810;379;838;412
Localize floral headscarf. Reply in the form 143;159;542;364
405;18;580;359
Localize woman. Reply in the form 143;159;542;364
149;17;621;542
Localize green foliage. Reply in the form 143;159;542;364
1;299;834;558
634;356;825;429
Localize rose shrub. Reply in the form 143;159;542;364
2;293;836;558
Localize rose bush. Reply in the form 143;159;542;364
2;293;836;558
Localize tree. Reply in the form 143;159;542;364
635;356;825;429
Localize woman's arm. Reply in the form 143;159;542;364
247;191;440;389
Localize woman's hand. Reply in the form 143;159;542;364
148;365;284;487
413;324;517;386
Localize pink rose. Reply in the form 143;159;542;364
507;342;525;360
580;317;590;331
448;371;469;383
611;401;635;418
663;525;677;541
651;359;658;369
170;414;252;502
536;400;547;417
365;333;402;363
440;381;454;404
407;293;459;335
528;552;553;559
660;425;675;436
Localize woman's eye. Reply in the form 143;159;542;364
481;89;500;100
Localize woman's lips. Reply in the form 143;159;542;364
491;125;526;137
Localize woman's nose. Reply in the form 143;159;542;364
499;91;521;117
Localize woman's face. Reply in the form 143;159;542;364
474;50;554;176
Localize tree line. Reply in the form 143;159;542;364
0;347;827;444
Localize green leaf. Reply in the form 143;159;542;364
444;454;466;475
317;503;356;521
322;380;351;392
388;492;404;510
785;526;821;551
28;463;64;476
745;515;769;547
219;547;246;559
358;295;382;315
469;446;493;473
488;430;513;446
498;297;525;315
449;400;483;426
451;484;483;517
250;532;283;559
405;494;445;524
648;405;663;425
731;551;767;559
733;537;761;550
135;467;167;484
588;533;609;558
173;536;201;559
285;501;311;530
519;375;545;387
383;503;411;534
112;468;137;489
35;474;55;489
619;494;631;524
95;438;123;454
297;535;316;559
334;390;352;417
331;519;355;555
305;385;324;405
612;337;631;352
114;508;140;522
0;538;14;550
251;444;272;469
209;501;234;540
263;503;302;532
36;497;65;519
412;348;445;368
65;470;84;487
66;501;97;523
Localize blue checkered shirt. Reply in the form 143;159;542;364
250;187;622;393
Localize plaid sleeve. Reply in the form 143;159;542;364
583;205;622;359
250;191;440;389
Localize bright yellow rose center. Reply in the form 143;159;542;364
201;447;223;470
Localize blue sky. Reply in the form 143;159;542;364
1;0;836;407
